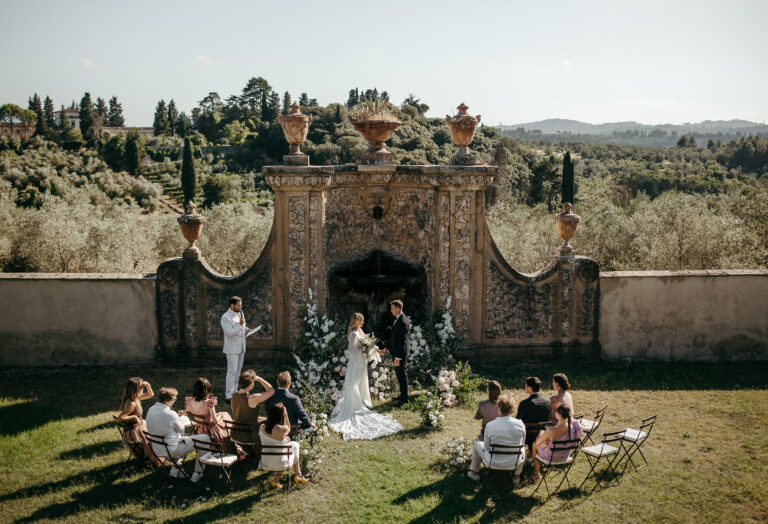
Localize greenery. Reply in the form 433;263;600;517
1;362;766;522
181;137;197;206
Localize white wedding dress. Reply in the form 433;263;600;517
328;329;403;441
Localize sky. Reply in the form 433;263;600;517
1;0;766;127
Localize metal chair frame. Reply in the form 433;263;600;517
618;414;657;474
533;438;582;502
113;415;148;471
259;443;295;492
579;432;625;494
192;437;238;486
575;404;607;446
143;430;190;480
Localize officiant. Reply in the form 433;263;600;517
221;296;250;404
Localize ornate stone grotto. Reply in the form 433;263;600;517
156;163;599;363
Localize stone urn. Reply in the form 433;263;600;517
177;202;206;259
278;102;313;166
554;202;581;256
351;119;401;165
445;103;481;165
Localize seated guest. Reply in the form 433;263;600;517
116;377;160;466
265;372;316;436
467;395;526;486
185;377;235;453
259;403;309;488
516;376;552;452
549;373;574;422
532;405;583;482
146;387;212;483
231;370;275;455
474;380;502;440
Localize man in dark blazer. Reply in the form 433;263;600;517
516;376;552;451
264;371;315;435
388;299;410;403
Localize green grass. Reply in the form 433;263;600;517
1;363;767;523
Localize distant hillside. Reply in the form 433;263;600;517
496;119;768;147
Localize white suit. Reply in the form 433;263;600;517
221;308;247;399
470;415;526;474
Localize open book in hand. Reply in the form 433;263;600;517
246;325;262;338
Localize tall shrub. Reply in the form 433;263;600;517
181;136;196;206
562;150;575;204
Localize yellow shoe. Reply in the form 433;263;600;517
270;480;283;489
294;476;309;485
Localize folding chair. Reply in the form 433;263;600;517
533;438;582;501
192;438;239;486
143;431;190;480
575;404;607;446
617;414;656;474
485;443;525;487
189;413;209;435
290;423;316;446
579;431;625;494
112;416;144;471
259;443;295;492
224;419;258;460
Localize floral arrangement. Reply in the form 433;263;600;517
369;358;396;401
435;368;459;407
358;332;382;363
450;361;483;405
440;437;474;470
408;297;461;387
410;390;446;429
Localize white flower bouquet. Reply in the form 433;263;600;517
358;332;382;363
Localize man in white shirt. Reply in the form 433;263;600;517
145;386;211;482
468;394;527;486
221;296;249;402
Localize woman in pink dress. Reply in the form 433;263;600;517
185;377;235;453
549;373;574;422
474;380;502;440
532;405;583;481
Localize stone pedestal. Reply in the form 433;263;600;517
361;150;393;165
283;153;310;166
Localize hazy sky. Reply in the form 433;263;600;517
1;0;766;126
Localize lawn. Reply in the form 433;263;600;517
1;362;767;523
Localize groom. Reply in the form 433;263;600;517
388;299;410;404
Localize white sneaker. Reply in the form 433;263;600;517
169;466;182;478
467;471;480;482
190;472;203;483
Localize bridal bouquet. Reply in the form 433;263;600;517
358;332;382;363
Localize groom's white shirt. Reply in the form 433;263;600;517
221;308;247;354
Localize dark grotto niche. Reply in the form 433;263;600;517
328;250;428;343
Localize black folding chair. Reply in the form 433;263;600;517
484;443;526;488
112;416;143;471
259;443;295;492
143;431;190;480
575;404;607;446
224;419;258;459
533;438;582;501
192;438;239;486
618;414;657;474
189;413;209;435
579;432;625;494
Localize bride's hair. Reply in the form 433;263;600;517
347;312;364;337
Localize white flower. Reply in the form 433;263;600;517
330;380;337;388
452;380;459;387
332;357;339;363
331;392;338;401
340;356;347;363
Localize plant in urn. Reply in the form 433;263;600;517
446;103;481;165
178;202;206;259
278;102;312;166
350;95;401;165
554;151;580;256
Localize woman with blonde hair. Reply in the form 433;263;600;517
116;377;160;465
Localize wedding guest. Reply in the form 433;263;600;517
265;372;315;436
185;377;235;453
259;403;309;488
516;376;552;452
231;370;275;455
116;377;160;466
474;380;502;440
549;373;574;422
221;296;249;403
531;405;583;482
146;387;211;482
467;395;526;487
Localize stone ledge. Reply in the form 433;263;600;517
0;273;156;280
600;269;768;278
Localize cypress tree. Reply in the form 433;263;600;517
43;97;56;129
125;130;142;176
79;92;94;138
153;100;169;136
29;94;46;136
181;137;197;205
107;96;125;127
283;91;291;114
167;99;179;135
562;151;575;204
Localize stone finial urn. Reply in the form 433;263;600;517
351;119;402;165
177;202;206;259
278;102;313;166
446;103;481;165
554;202;581;256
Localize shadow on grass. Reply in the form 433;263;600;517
393;469;539;523
58;440;123;460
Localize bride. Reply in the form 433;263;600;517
328;312;403;440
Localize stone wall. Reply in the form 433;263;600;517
0;274;157;366
600;270;768;361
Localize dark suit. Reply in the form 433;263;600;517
265;388;313;432
390;313;410;400
516;392;552;449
